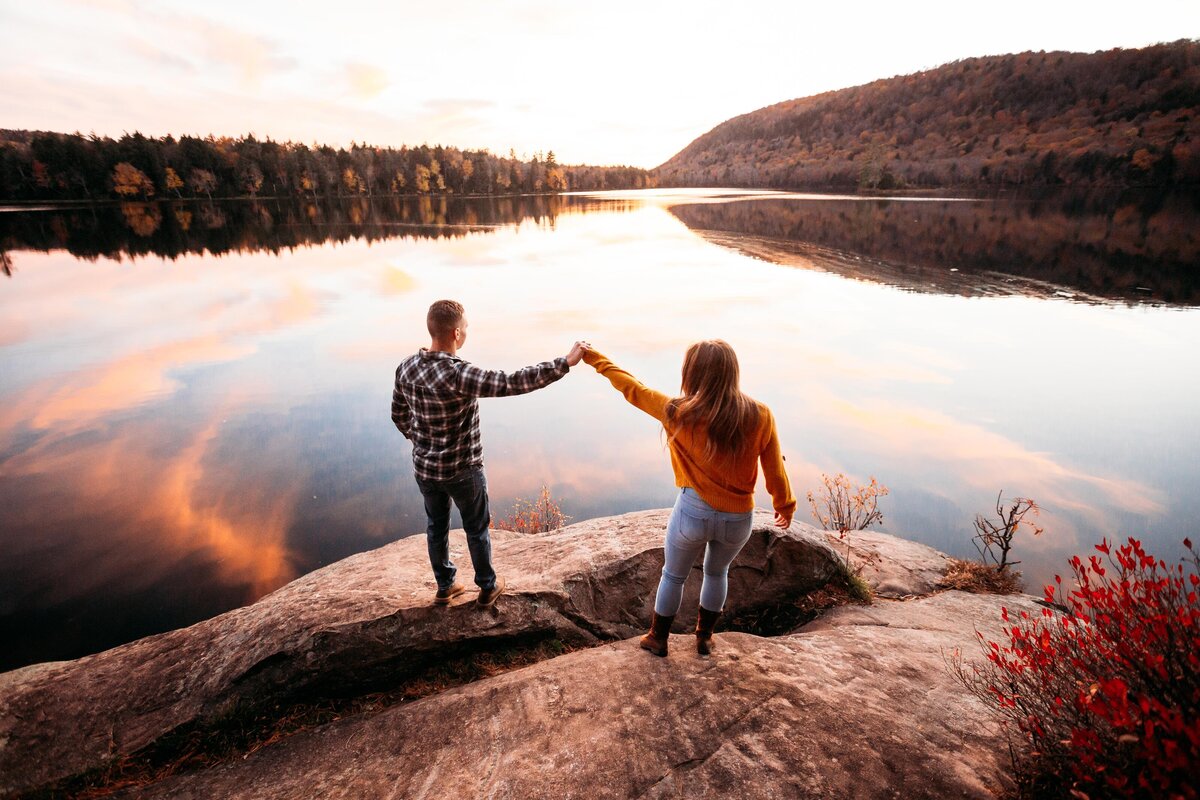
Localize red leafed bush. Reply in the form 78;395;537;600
953;537;1200;799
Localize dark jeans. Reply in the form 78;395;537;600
415;466;496;591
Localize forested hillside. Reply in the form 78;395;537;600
0;131;653;203
656;41;1200;189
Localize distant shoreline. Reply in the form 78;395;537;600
0;189;597;212
3;182;1189;214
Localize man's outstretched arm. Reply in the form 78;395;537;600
391;369;413;438
455;342;585;398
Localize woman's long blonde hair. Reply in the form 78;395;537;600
665;340;760;459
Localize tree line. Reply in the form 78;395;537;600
0;131;654;202
656;40;1200;190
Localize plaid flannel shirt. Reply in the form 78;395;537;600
392;348;570;482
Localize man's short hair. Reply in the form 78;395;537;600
427;299;465;339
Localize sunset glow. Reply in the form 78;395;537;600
4;194;1197;638
1;0;1196;166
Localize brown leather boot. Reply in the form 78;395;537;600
639;612;674;657
695;606;722;656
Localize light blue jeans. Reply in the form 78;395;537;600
654;488;755;616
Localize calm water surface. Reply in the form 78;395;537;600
2;189;1198;670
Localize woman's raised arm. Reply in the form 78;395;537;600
582;348;670;423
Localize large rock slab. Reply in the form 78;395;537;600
127;590;1040;800
0;510;840;796
822;527;952;598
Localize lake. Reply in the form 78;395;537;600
2;188;1198;671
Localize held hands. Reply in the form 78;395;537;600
566;340;591;367
774;512;792;529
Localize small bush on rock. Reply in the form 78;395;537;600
953;537;1200;799
972;491;1043;572
807;473;888;569
494;486;570;534
945;492;1042;595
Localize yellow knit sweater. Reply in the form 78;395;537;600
582;349;796;518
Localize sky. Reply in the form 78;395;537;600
1;0;1197;167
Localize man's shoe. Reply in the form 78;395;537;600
639;612;674;657
433;582;466;605
477;576;506;607
695;606;722;656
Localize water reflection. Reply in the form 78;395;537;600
1;190;1198;672
667;190;1200;305
0;194;638;264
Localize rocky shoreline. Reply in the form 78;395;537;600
0;510;1031;799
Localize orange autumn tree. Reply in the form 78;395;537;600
111;162;154;199
163;166;184;198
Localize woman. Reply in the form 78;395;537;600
581;340;795;657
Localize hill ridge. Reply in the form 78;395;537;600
656;40;1200;189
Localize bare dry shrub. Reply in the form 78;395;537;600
973;491;1043;572
493;485;571;534
807;472;889;569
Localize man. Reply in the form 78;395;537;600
392;299;586;607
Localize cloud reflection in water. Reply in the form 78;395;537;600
1;191;1198;670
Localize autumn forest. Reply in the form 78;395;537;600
657;40;1200;190
0;132;654;203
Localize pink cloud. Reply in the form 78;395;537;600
818;393;1167;523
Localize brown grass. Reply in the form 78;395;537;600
940;557;1024;595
